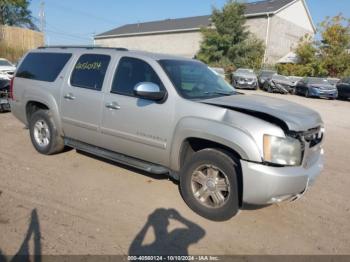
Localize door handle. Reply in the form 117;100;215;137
64;93;76;100
105;102;121;110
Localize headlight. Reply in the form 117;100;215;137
263;135;302;166
310;86;321;91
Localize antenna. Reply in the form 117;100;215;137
39;0;46;43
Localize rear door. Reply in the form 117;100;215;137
60;53;111;145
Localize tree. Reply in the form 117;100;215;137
319;15;350;77
0;0;37;30
196;0;265;71
277;14;350;78
292;34;326;77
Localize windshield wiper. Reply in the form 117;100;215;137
204;91;236;96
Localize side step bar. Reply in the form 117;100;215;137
64;138;177;178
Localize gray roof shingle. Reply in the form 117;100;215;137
245;0;294;15
96;0;295;38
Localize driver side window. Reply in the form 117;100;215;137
111;57;165;96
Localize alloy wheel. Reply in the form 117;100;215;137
33;119;51;147
191;164;230;208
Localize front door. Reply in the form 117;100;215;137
60;53;111;145
100;56;174;166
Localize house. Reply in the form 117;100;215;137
94;0;316;64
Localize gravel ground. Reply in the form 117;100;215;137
0;91;349;256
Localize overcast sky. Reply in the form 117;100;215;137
29;0;350;45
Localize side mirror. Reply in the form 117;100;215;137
134;82;166;101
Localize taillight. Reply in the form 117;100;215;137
9;77;14;100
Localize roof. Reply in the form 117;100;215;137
34;46;195;61
277;51;299;64
245;0;295;16
95;0;296;38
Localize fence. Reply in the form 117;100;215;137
0;25;44;62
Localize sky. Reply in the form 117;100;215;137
28;0;350;45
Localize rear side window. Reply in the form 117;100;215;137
70;54;110;91
111;57;164;96
16;52;72;82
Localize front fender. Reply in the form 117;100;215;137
169;117;262;171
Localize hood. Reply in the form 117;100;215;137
309;84;336;90
202;94;323;132
0;66;16;72
273;79;293;86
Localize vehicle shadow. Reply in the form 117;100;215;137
241;203;271;211
0;209;42;262
129;208;205;256
76;150;179;184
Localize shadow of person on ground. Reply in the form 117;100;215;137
0;209;42;262
129;208;205;256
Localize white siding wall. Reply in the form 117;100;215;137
266;15;314;63
95;31;203;58
245;17;268;42
276;0;314;32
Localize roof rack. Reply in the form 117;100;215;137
37;45;128;51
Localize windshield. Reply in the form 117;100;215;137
307;78;330;85
327;79;339;85
260;70;276;77
0;60;12;66
159;60;236;99
289;76;302;82
236;69;254;75
273;75;290;81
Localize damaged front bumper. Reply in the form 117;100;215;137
235;82;258;89
0;93;11;112
241;148;324;205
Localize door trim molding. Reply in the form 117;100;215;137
62;117;99;131
101;127;167;150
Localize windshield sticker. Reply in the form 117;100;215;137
75;61;102;70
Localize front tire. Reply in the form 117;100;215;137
305;89;310;98
29;110;65;155
180;149;240;221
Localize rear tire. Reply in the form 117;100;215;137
29;110;65;155
180;149;240;221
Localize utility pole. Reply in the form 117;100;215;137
39;0;46;44
91;32;96;46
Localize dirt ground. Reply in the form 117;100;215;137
0;91;349;256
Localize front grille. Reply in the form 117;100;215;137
302;127;324;148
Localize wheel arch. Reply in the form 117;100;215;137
178;138;244;207
25;96;64;136
169;118;262;172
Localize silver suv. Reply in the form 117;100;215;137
10;47;324;221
